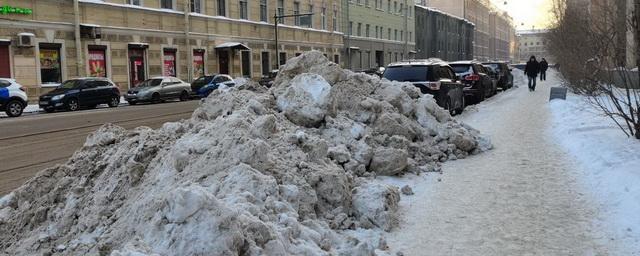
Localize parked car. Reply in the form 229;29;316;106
0;78;28;117
125;77;191;105
483;61;514;90
449;61;494;103
259;70;278;88
39;77;120;113
191;74;235;97
482;65;499;96
383;59;465;115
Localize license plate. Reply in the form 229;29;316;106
39;101;48;105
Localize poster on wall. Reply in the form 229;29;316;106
40;48;61;83
88;49;106;77
163;50;176;77
193;50;205;79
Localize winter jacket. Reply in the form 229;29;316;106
540;60;549;71
525;60;540;77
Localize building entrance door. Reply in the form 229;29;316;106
0;45;10;78
218;50;230;75
375;51;384;67
129;48;146;87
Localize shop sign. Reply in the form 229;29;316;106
1;6;33;15
88;50;107;77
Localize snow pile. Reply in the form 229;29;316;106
0;51;489;255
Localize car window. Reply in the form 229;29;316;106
59;80;81;89
447;68;457;80
170;77;182;83
83;81;98;88
138;79;163;87
436;67;450;80
212;76;223;83
0;80;11;88
193;76;214;86
221;76;232;82
451;64;473;74
383;65;435;82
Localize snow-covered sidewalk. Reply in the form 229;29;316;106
384;70;615;255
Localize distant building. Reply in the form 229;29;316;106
516;30;553;63
414;5;474;61
417;0;515;61
343;0;416;70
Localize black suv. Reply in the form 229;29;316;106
482;61;514;90
383;59;465;115
449;61;494;103
39;78;121;113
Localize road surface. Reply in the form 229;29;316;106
0;101;199;195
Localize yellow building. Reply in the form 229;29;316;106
0;0;344;99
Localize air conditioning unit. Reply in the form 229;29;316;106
80;25;102;39
16;33;35;47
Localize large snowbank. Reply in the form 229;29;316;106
549;93;640;254
0;51;490;255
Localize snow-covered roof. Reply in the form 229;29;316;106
215;42;250;50
415;5;475;26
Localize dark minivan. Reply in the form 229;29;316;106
449;61;494;103
383;59;465;115
39;77;120;113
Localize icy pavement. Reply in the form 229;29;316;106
385;70;614;255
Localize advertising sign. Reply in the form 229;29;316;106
193;50;205;79
88;50;106;77
163;51;176;77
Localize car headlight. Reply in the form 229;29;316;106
52;94;65;101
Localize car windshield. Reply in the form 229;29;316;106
451;64;474;74
192;76;215;86
137;79;163;87
383;66;435;82
58;80;81;89
484;63;501;71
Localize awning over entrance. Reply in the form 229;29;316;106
215;42;250;51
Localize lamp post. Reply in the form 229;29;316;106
274;12;314;68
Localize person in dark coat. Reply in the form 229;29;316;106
524;56;540;91
539;58;549;81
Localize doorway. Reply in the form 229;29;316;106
375;51;384;67
218;50;230;75
0;45;10;78
241;50;251;78
128;48;146;88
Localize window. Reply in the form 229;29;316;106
349;22;353;35
260;0;267;22
261;52;270;76
39;44;62;84
88;47;107;77
217;0;226;16
241;51;251;77
394;29;397;40
333;8;338;31
321;7;327;30
239;0;248;20
409;32;412;42
160;0;173;9
163;49;177;77
334;54;340;64
366;24;370;37
278;0;284;23
128;0;141;5
400;30;403;41
399;3;403;15
388;28;391;39
357;23;362;36
294;2;300;26
387;0;391;12
375;25;378;38
299;4;313;28
279;52;287;66
394;1;397;13
190;0;202;13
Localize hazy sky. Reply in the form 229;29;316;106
490;0;555;30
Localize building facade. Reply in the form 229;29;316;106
516;30;553;63
0;0;344;99
417;0;515;61
414;5;474;61
343;0;415;70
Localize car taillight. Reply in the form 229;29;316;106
426;81;441;90
465;74;480;81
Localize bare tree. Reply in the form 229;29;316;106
547;0;640;139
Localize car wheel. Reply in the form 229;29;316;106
5;100;24;117
67;98;79;111
108;96;119;108
152;93;161;104
179;91;189;101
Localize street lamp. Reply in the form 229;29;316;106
274;12;314;68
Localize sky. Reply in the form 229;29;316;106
490;0;555;30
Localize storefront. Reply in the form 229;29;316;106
0;42;10;78
163;48;177;77
39;43;62;85
88;46;107;77
192;49;205;79
128;44;147;88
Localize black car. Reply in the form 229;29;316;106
39;78;120;113
483;61;514;90
383;59;465;115
449;61;494;103
482;65;499;96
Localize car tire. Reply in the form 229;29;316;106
152;93;161;104
179;91;189;101
67;98;79;111
108;96;119;108
5;100;24;117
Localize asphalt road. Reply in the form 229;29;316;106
0;100;199;195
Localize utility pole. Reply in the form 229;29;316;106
73;0;83;77
274;11;313;68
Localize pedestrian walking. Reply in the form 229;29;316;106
539;58;549;81
524;56;540;91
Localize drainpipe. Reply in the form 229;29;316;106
184;0;192;81
73;0;83;77
403;0;408;58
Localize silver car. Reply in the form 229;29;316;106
125;77;191;105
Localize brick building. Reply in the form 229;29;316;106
0;0;344;99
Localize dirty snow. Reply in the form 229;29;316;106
384;70;614;255
0;51;489;255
